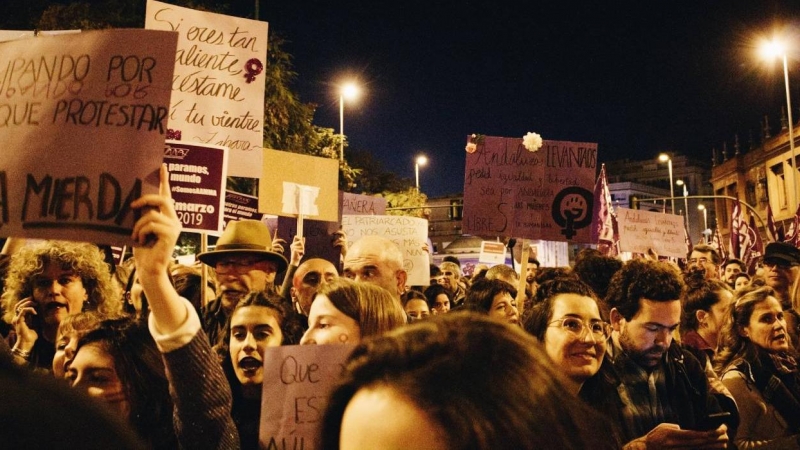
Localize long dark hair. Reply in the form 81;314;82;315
77;317;174;449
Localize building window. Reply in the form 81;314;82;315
746;181;757;209
449;200;463;220
770;163;788;210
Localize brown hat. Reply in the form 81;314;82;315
197;220;288;273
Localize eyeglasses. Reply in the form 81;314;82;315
215;259;268;274
548;317;610;339
688;257;711;266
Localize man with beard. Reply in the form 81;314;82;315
721;259;745;290
583;259;730;448
198;220;288;345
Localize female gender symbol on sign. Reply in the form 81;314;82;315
551;187;593;240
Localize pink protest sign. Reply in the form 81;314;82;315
164;140;228;234
0;29;177;245
276;216;341;268
462;135;597;242
259;344;354;450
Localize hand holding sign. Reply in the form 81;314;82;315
131;164;181;277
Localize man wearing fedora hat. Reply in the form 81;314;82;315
198;220;288;345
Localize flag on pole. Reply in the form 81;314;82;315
747;214;764;274
766;204;778;242
729;199;748;259
785;203;800;247
591;164;620;256
711;219;728;267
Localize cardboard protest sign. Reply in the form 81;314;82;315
165;141;227;234
462;136;597;242
276;216;341;268
479;241;507;265
260;149;339;222
339;191;386;217
616;207;688;258
341;214;429;286
260;344;354;450
0;29;177;245
145;0;268;178
223;191;263;229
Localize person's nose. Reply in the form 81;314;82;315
242;332;257;352
579;327;597;344
299;330;314;345
654;328;671;346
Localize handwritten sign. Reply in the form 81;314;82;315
479;241;507;265
0;29;177;245
145;0;268;178
339;191;386;217
341;214;429;285
260;344;354;450
260;149;339;222
462;136;597;242
165;140;227;234
616;207;688;258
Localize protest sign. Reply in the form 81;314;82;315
479;241;507;265
145;0;268;178
339;191;386;217
0;29;177;245
165;141;227;234
616;207;688;258
260;344;354;450
462;136;597;242
223;191;263;229
276;216;341;268
260;149;339;222
341;214;429;285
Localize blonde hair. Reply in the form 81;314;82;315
3;241;120;324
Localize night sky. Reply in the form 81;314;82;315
257;1;800;197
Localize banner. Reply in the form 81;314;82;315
616;208;688;258
145;0;268;177
462;136;597;242
259;344;354;450
341;214;429;285
165;141;227;234
0;29;177;245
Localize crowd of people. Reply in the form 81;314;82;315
3;167;800;448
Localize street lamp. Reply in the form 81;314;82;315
676;179;690;238
698;204;708;242
339;82;360;161
415;155;428;190
760;38;797;210
658;153;675;214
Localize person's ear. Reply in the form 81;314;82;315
696;310;708;327
738;325;750;338
396;270;408;295
609;308;624;331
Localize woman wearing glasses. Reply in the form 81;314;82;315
524;278;608;395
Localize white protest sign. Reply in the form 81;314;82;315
341;214;429;286
145;0;268;178
479;241;507;265
616;207;688;258
259;344;354;450
0;29;177;245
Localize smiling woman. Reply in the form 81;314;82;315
2;240;119;370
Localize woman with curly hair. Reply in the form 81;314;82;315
3;241;120;370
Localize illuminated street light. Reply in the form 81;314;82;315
760;38;797;209
698;204;708;242
339;82;360;161
415;155;428;190
676;179;690;238
658;153;675;214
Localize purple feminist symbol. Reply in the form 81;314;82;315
244;58;264;83
166;129;182;140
